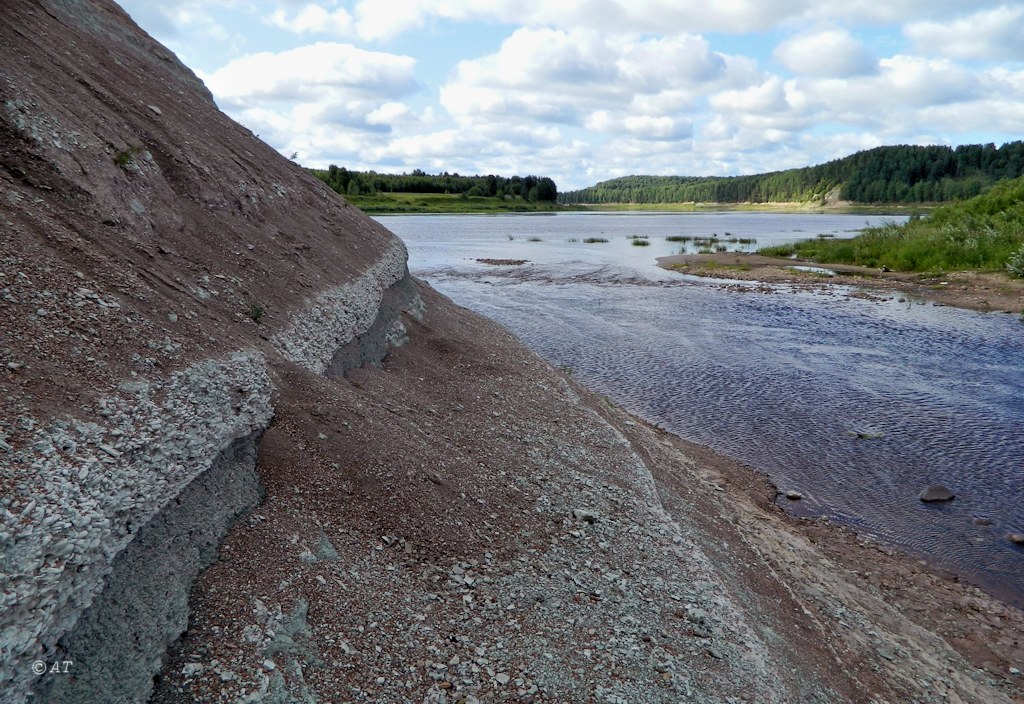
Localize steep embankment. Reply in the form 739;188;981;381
1;3;1020;704
0;2;417;702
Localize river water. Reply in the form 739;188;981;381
378;212;1024;605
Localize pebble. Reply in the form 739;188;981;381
495;673;510;685
1007;533;1024;546
785;490;802;500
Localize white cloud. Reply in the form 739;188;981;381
343;0;1016;41
204;43;417;107
774;30;876;77
622;115;693;141
266;4;353;36
119;0;1024;187
440;28;738;136
904;6;1024;61
347;0;831;41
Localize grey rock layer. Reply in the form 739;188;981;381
2;264;423;704
30;434;262;704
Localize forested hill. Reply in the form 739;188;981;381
559;142;1024;205
312;166;558;202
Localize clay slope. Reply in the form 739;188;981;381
1;1;415;702
0;2;1020;704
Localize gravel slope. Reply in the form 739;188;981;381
152;284;1020;704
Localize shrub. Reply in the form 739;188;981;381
1007;244;1024;277
247;304;266;324
113;145;141;168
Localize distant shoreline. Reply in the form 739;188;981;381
353;193;930;216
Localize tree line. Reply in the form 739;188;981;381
311;166;558;202
558;142;1024;205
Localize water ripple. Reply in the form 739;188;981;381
387;213;1024;606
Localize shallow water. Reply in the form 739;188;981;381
380;212;1024;605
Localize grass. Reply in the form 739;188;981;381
247;303;265;324
631;238;651;246
527;236;543;242
583;237;609;243
665;236;692;242
113;145;141;168
343;192;582;214
759;177;1024;275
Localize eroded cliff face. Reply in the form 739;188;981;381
2;4;1021;704
0;2;419;701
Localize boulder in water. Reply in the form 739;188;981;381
919;485;955;502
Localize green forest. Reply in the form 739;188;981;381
559;142;1024;205
311;166;558;202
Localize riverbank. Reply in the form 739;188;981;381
152;282;1022;703
607;404;1024;699
658;252;1024;315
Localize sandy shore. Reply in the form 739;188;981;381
658;253;1024;315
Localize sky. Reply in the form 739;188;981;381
116;1;1024;190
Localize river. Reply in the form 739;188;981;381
378;211;1024;605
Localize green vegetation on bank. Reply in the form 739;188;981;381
760;176;1024;275
560;142;1024;206
310;165;560;213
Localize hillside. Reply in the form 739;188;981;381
1;3;1021;704
559;142;1024;205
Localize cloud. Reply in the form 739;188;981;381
904;6;1024;61
349;0;816;41
121;0;1024;188
344;0;1015;41
195;42;422;163
440;28;736;136
119;0;239;42
265;4;353;37
203;43;418;107
774;30;877;77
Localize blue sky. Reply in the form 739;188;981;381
117;1;1024;190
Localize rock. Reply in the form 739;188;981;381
1007;533;1024;546
919;485;955;502
785;490;802;500
972;517;993;526
147;104;162;116
572;508;598;524
495;673;510;685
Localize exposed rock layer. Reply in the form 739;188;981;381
0;2;418;701
0;3;1020;704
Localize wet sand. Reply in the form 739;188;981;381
658;253;1024;315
